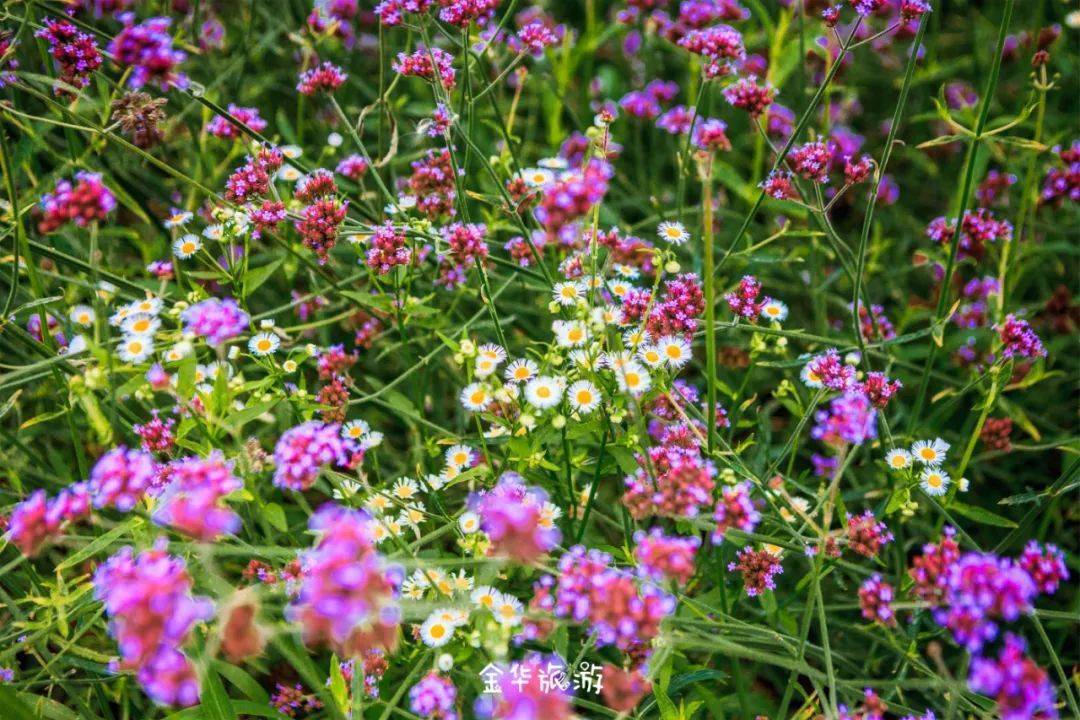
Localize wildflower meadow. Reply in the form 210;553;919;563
0;0;1077;718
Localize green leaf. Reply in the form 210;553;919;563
0;686;40;720
225;400;278;433
264;502;288;533
56;519;141;571
328;654;348;713
653;655;678;720
211;661;269;704
243;258;284;297
947;500;1017;528
198;663;237;720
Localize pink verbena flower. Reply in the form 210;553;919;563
206;104;267;140
38;172;116;233
295;169;339;203
1018;541;1068;595
845;510;893;558
656;105;694;134
297;197;348;264
153;453;242;541
272;421;348;491
181;297;249;346
534;159;612;237
394;47;456;89
711;481;760;543
760;169;797;199
133;412;175;453
623;445;716;520
89;446;157;511
5;484;90;557
996;314;1046;359
1039;141;1079;207
251;200;286;234
286;504;402;656
909;526;961;605
438;0;499;27
861;372;901;409
634;528;700;585
297;62;347;95
366;222;412;275
108;13;187;90
646;273;705;339
36;17;103;94
858;574;896;626
409;672;457;719
93;539;212;706
803;349;856;391
812;391;878;446
336;154;370;180
968;634;1058;720
788;141;832;183
517;21;558;55
935;553;1037;652
722;76;775;117
725;275;765;320
728;547;783;596
471;472;560;563
408;149;459;218
693;117;732;151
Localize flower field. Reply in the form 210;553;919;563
0;0;1077;718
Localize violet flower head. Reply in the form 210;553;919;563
108;14;188;90
1018;541;1068;595
634;528;701;585
728;547;783;596
297;62;347;95
181;297;249;347
272;421;349;491
968;634;1058;720
153;453;242;541
286;503;402;656
38;172;116;233
812;391;878;447
996;314;1047;360
711;481;760;543
36;17;103;94
206;104;267;140
858;574;896;626
471;472;561;564
89;446;157;511
409;672;458;720
725;275;765;320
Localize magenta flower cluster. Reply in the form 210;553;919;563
108;14;188;89
93;540;212;706
89;445;157;511
272;421;349;491
471;472;560;564
37;171;116;233
181;297;250;347
153;453;242;541
286;504;403;656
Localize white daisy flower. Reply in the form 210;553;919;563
502;358;537;386
492;594;524;627
800;362;824;389
121;313;160;336
202;224;225;241
471;585;499;610
118;334;154;364
327;131;343;148
622;329;649;348
452;570;474;593
919;467;951;496
657;220;690;245
342;419;371;442
109;306;132;326
603;350;636;371
400;503;426;526
360;431;384;450
567;380;601;414
460;383;491;412
911;438;950;466
280;145;303;159
332;479;364;500
613;264;640;280
657;335;692;368
248;332;280;356
65;334;88;355
608;280;634;300
166;341;192;362
553;320;588;347
615;362;651;396
172;233;202;259
761;299;789;322
568;349;601;371
132;297;163;316
392;478;420;501
401;578;425;601
524;376;564;409
477;343;507;363
419;614;455;647
538;502;561;528
458;511;481;534
445;445;474;469
552;281;585;306
884;448;913;471
521;167;555;187
537;156;568;170
475;356;500;378
69;305;95;327
638;344;664;367
164;209;193;228
365;494;392;516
